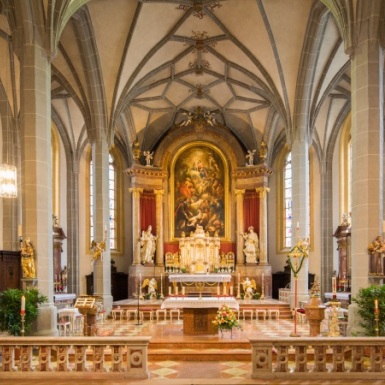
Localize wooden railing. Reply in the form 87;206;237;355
0;336;151;379
249;337;385;380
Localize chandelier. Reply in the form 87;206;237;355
0;53;17;198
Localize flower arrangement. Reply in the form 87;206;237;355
368;235;385;254
212;305;241;335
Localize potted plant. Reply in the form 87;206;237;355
212;304;241;338
352;284;385;336
0;288;47;336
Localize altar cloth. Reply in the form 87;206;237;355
168;274;231;283
161;296;239;310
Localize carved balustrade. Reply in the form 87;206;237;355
250;337;385;379
0;336;151;379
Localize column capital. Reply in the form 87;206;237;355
154;189;164;197
128;187;143;198
255;187;270;198
235;189;245;197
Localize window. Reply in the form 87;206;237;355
89;154;117;250
109;154;116;250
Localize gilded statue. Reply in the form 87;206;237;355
91;240;106;262
21;237;36;279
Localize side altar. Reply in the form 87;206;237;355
161;297;239;335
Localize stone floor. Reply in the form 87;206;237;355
0;300;377;385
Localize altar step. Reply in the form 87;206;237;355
149;340;252;361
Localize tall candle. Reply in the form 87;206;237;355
230;286;234;296
182;287;185;296
18;225;22;237
238;272;240;283
21;295;25;314
375;299;379;314
169;286;172;296
332;277;337;295
217;286;220;295
175;286;178;296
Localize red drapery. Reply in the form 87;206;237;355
140;190;156;231
243;190;260;235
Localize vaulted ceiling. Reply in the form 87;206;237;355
0;0;352;166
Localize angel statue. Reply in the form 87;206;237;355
142;277;158;299
246;149;256;166
242;277;256;299
143;150;153;166
91;240;106;262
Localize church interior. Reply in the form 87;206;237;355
0;0;385;383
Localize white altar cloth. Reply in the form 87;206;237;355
168;274;231;283
161;297;239;310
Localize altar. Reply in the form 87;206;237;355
161;297;239;335
168;273;232;296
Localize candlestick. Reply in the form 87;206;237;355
169;286;172;296
182;287;185;296
230;286;233;296
175;286;178;296
374;299;379;313
217;286;220;295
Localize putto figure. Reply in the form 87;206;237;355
143;150;154;166
246;149;256;166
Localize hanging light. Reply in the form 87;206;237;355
0;164;17;198
0;49;17;198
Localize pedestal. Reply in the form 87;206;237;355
305;297;325;337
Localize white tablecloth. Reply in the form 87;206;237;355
168;274;231;283
161;297;239;310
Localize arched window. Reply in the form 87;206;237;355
89;154;118;251
284;152;292;248
109;154;116;250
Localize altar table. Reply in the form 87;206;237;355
161;297;238;335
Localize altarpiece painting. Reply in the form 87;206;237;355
173;144;227;239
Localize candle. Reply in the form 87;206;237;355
223;286;227;296
217;286;220;295
21;295;25;314
238;272;240;283
175;286;178;296
375;299;379;314
230;286;234;296
182;287;185;296
332;277;337;295
296;222;299;229
18;225;22;237
169;286;172;296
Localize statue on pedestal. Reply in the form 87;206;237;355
242;277;256;299
140;225;157;264
21;237;36;279
242;226;260;263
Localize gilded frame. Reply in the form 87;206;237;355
170;142;229;240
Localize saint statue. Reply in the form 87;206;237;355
142;278;157;298
242;226;260;263
21;237;36;279
246;150;256;166
140;225;157;264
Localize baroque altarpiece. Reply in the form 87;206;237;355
125;126;273;298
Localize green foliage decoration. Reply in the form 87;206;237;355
352;284;385;336
0;288;48;336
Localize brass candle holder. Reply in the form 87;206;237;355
20;312;25;337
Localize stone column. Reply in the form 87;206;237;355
350;28;383;296
256;187;270;265
291;139;310;306
20;42;56;335
235;189;245;265
155;189;164;266
129;188;143;265
91;138;113;313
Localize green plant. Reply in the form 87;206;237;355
253;292;261;300
352;284;385;336
0;288;48;336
